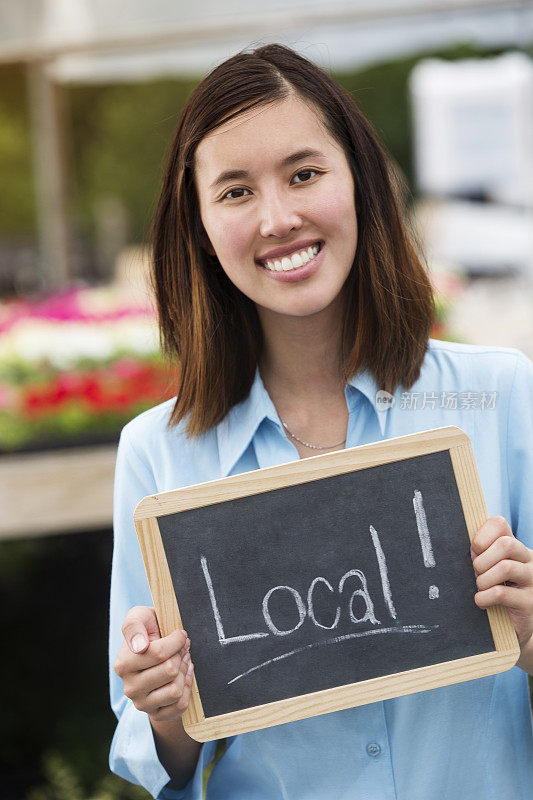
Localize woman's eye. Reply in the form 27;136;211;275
222;187;250;201
292;169;318;184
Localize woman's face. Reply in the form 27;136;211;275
194;93;358;319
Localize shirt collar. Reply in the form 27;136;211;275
216;365;387;477
216;366;278;477
346;367;389;436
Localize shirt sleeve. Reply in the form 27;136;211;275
109;426;215;800
506;351;533;551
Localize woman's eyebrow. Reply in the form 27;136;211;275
209;148;327;190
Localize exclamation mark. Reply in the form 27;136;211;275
370;525;397;619
413;489;439;600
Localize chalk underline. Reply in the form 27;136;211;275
227;624;439;685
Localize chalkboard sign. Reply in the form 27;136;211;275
134;426;518;741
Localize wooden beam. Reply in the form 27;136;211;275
0;446;116;540
26;61;71;289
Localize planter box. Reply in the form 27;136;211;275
0;444;117;540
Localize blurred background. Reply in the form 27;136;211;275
1;1;533;798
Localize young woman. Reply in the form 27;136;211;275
110;43;533;799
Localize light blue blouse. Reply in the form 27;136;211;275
109;338;533;799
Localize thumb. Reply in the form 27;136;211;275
122;606;161;654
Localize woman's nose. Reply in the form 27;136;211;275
258;190;303;239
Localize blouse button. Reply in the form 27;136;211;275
366;742;381;757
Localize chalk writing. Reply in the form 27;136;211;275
198;488;443;685
413;489;436;567
227;625;438;685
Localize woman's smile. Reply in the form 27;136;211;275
257;242;324;283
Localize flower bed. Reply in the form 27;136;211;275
0;284;176;453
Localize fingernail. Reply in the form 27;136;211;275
185;638;190;650
187;661;194;675
183;652;190;664
180;629;187;636
132;634;147;653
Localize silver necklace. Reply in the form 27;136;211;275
279;416;346;450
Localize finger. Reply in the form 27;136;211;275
145;670;187;714
179;636;190;659
471;516;512;557
475;584;533;611
476;559;532;591
114;638;138;679
472;535;530;575
185;657;194;688
149;662;195;722
130;637;190;694
181;650;191;676
182;662;195;700
176;659;195;704
122;606;162;654
149;701;187;722
133;629;188;670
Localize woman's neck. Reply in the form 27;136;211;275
256;298;347;409
257;301;350;457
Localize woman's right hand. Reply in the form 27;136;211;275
114;606;195;723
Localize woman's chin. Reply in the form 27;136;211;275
255;292;345;320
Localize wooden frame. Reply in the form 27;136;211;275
134;425;519;742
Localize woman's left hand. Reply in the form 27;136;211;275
471;515;533;648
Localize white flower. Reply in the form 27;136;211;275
0;317;160;368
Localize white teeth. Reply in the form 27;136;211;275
263;243;320;272
281;257;292;271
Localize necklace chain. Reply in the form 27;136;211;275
279;416;346;450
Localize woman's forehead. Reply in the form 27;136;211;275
194;96;337;180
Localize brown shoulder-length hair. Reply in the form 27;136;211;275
151;42;435;437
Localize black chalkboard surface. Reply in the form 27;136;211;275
134;426;519;741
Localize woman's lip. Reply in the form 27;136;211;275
256;241;323;265
257;243;324;283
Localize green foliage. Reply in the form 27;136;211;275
67;78;198;246
0;67;35;236
0;401;155;451
26;751;149;800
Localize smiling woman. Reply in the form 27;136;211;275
109;42;533;800
150;44;435;441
